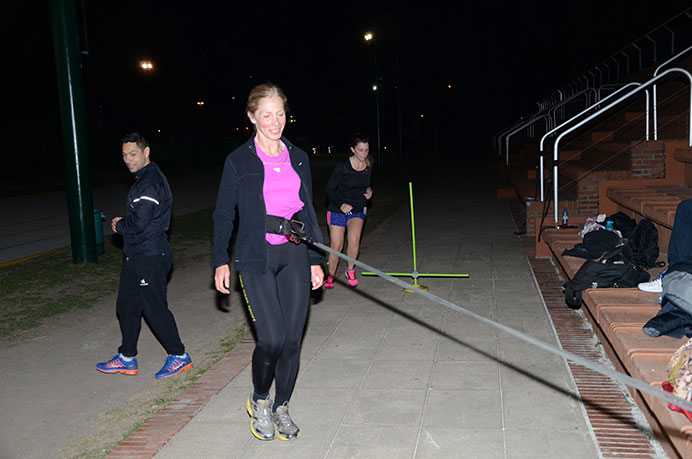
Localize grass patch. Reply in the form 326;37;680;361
0;172;406;345
0;208;215;344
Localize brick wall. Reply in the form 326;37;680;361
577;170;631;215
630;140;665;179
525;199;578;236
520;142;669;236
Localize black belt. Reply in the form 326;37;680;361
266;214;309;243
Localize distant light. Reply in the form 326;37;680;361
236;127;240;131
447;84;452;89
231;96;236;100
420;114;424;118
245;127;250;131
364;32;373;41
383;146;387;150
372;85;377;91
139;61;153;70
197;101;205;106
157;129;161;133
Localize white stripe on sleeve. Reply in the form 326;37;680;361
133;196;160;205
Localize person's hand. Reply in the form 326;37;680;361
215;264;231;294
363;187;373;200
111;217;123;233
340;203;353;214
311;265;324;290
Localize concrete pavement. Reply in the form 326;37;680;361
1;160;666;458
150;173;610;458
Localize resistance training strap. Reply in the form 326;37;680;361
311;240;692;413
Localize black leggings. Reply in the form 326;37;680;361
239;242;311;405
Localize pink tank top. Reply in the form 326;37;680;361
256;142;304;244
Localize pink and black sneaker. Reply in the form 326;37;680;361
324;275;335;289
345;269;358;288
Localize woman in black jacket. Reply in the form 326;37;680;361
212;83;324;442
323;134;373;288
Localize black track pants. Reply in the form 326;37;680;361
239;242;311;405
116;252;185;357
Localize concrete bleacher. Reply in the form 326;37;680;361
541;187;692;457
496;36;692;455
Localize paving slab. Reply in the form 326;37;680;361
153;170;606;458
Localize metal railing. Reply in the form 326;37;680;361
653;43;692;139
537;7;692;109
493;118;526;158
537;82;642;201
494;6;692;148
548;67;692;223
547;89;596;130
502;114;551;165
497;89;595;165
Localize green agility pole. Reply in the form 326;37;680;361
409;181;420;285
362;182;469;291
363;273;470;277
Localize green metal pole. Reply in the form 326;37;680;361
50;0;96;263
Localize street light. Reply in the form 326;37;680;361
363;31;381;174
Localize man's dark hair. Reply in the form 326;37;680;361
121;132;149;151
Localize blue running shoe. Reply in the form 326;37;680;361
96;354;138;375
155;353;193;379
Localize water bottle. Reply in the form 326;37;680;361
561;208;568;227
605;220;614;231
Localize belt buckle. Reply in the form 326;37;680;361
290;219;305;231
288;219;305;244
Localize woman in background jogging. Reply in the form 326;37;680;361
324;133;373;288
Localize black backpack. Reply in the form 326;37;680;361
561;229;623;260
607;212;637;238
563;246;650;309
626;218;659;268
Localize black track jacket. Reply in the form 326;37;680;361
116;162;172;257
212;136;324;273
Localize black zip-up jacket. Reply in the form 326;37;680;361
116;162;172;257
212;136;324;272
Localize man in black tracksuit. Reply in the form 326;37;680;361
96;133;192;379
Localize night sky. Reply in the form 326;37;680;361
3;1;692;183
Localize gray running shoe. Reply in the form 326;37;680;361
273;402;301;440
246;395;275;441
